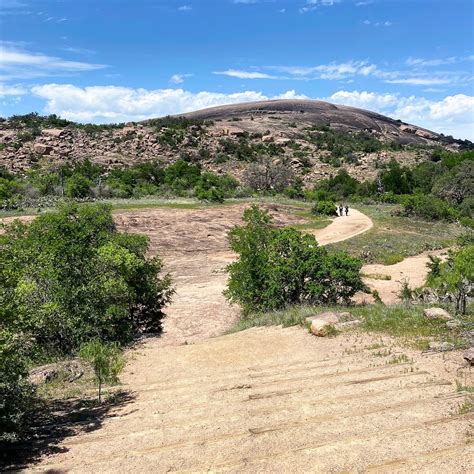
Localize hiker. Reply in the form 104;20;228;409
339;204;344;216
345;205;349;216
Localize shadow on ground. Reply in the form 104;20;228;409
1;390;136;471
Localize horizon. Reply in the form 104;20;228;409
1;0;473;139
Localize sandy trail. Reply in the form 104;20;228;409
312;207;373;245
361;249;448;305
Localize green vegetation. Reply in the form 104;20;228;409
0;159;242;209
305;125;383;161
0;203;173;442
228;303;468;347
79;340;124;403
426;245;474;315
224;206;365;314
311;200;338;216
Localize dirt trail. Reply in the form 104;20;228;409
361;249;448;305
312;207;373;245
18;204;472;472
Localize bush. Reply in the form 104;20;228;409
65;174;93;198
0;332;36;443
0;203;174;354
400;194;455;221
224;206;364;314
311;200;337;216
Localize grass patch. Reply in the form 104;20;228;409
388;353;411;364
361;273;392;281
228;303;471;348
457;396;474;415
381;253;405;266
291;210;332;231
329;204;461;264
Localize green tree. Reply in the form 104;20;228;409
0;203;174;353
80;339;124;403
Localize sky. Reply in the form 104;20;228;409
0;0;473;139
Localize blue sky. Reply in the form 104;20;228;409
1;0;473;138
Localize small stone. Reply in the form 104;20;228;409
310;319;333;337
335;319;362;330
428;341;455;352
423;307;452;321
463;349;474;366
446;320;461;330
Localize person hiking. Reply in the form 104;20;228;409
339;204;344;216
345;205;349;216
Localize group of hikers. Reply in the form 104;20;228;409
338;204;349;216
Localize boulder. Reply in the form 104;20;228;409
337;311;353;321
423;307;452;321
313;312;340;324
310;319;334;337
28;359;85;385
122;127;136;136
42;128;65;138
33;143;53;155
463;349;474;366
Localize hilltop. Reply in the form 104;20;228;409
0;100;472;184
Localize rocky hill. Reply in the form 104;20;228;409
1;100;471;184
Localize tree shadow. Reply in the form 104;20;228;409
1;389;136;471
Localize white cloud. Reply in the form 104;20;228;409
363;19;392;27
327;90;474;139
0;43;107;80
272;61;379;80
30;84;299;122
214;69;278;79
405;56;473;67
300;0;340;13
169;73;193;84
177;5;192;11
0;83;27;97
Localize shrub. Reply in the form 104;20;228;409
243;160;293;193
311;200;338;216
224;206;364;314
65;174;93;198
400;194;454;221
